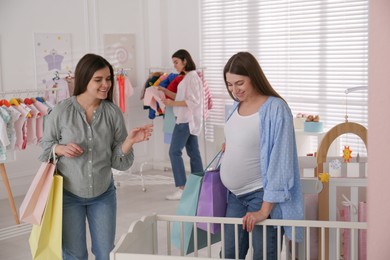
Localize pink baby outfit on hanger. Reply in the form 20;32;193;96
143;87;166;115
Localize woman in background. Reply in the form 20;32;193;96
163;49;204;200
39;53;153;260
220;52;303;259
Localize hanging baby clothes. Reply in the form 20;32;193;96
66;75;75;96
117;74;126;112
8;98;31;150
141;72;165;119
0;107;11;161
4;105;21;151
45;77;70;105
114;71;134;114
143;87;166;117
141;72;163;100
32;98;51;142
24;98;40;145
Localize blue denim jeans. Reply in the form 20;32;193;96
62;181;117;260
169;123;203;187
224;189;282;260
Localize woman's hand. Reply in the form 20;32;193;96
242;202;273;232
56;143;84;158
126;124;154;145
242;211;269;232
121;124;153;154
221;143;226;152
162;98;175;107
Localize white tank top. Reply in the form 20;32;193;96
220;109;262;195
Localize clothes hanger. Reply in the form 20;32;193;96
24;97;33;105
1;99;10;107
9;98;20;106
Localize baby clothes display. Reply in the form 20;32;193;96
0;96;54;162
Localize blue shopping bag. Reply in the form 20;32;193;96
171;171;220;255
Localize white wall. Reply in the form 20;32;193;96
0;0;202;199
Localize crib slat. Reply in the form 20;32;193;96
234;224;239;259
248;231;253;260
167;222;171;256
180;222;184;256
263;225;267;259
306;227;311;260
221;223;225;259
207;222;211;257
291;226;296;260
193;222;198;256
277;226;281;260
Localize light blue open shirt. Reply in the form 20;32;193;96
230;96;304;242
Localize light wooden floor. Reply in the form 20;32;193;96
0;170;179;260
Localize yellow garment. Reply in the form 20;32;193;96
153;73;168;86
29;175;63;260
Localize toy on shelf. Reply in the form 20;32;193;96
343;145;353;163
293;113;307;129
304;114;324;133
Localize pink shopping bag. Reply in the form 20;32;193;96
358;202;367;260
340;200;367;260
19;161;56;225
340;205;352;260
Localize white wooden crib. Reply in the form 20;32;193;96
110;214;367;260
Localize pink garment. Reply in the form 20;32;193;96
13;114;26;150
12;105;31;150
197;71;213;120
26;104;40;145
32;100;50;142
33;100;50;115
143;87;166;115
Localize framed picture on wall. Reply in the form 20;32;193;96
103;33;136;86
34;33;73;90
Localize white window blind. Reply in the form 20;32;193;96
200;0;368;156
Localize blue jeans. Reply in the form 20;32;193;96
169;123;203;187
224;189;282;260
62;181;117;260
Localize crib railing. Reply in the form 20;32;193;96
111;214;367;260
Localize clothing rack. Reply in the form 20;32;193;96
0;87;57;96
147;66;206;74
0;87;61;225
114;67;133;76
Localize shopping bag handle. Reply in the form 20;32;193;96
49;144;58;164
206;150;223;171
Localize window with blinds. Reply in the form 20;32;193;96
200;0;368;156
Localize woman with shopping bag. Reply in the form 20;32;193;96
220;52;304;260
38;53;153;260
